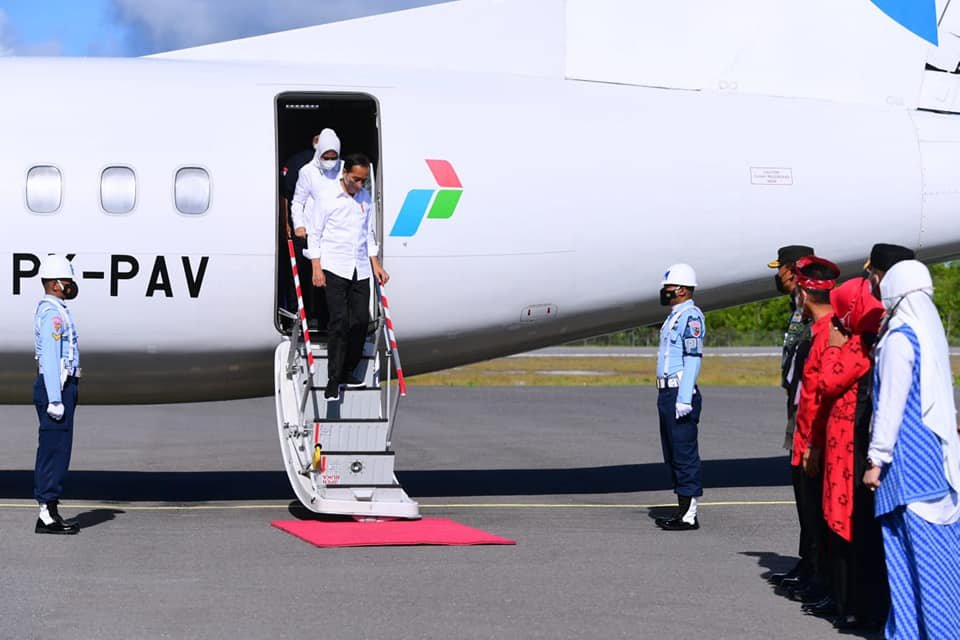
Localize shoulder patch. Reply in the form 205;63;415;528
687;318;702;338
51;317;62;332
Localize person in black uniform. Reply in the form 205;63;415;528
279;133;321;316
766;245;815;588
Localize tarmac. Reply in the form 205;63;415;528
0;387;886;639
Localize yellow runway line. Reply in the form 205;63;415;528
0;500;795;511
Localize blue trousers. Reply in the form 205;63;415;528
881;507;960;639
33;375;78;504
657;387;703;497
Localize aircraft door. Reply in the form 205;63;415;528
273;91;381;336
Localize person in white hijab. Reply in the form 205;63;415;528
292;127;342;239
863;259;960;639
289;128;342;319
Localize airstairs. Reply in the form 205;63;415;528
274;305;419;519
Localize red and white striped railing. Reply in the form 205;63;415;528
378;283;407;397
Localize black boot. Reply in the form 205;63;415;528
659;496;699;531
768;560;803;585
654;504;679;528
46;502;75;526
35;502;79;535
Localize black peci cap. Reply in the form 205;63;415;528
866;243;915;272
768;245;815;269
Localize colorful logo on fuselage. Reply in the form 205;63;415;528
871;0;938;45
390;159;463;237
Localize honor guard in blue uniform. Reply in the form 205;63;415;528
33;254;81;535
654;263;705;531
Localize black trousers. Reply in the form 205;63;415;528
828;436;890;623
792;464;827;582
829;501;888;623
323;269;370;385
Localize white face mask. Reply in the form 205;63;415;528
312;141;318;150
320;159;338;172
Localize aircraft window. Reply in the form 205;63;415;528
100;166;137;214
26;166;62;214
175;167;210;215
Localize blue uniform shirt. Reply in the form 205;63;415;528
34;295;80;404
656;299;705;404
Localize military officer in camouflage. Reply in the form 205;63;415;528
767;245;815;588
769;245;815;450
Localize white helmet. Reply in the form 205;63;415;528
39;254;75;280
661;263;698;288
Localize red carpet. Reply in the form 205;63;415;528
271;518;516;548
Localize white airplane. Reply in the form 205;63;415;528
2;0;960;514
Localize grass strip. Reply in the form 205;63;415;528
408;355;960;387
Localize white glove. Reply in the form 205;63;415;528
675;402;693;420
46;402;64;420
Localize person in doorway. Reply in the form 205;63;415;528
864;260;960;640
33;254;82;535
288;129;343;320
279;131;323;315
653;263;706;531
786;256;839;605
292;128;343;239
308;153;388;401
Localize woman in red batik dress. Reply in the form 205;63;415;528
816;277;889;630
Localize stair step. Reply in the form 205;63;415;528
307;418;388;424
310;421;390;450
309;385;380;392
309;387;382;421
315;452;396;486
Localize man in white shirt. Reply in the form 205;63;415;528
308;153;389;400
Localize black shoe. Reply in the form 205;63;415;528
35;518;79;535
768;562;802;585
45;501;75;526
803;596;838;617
801;596;831;612
324;381;341;401
768;572;790;586
795;583;828;604
832;615;865;630
654;511;678;528
658;516;699;531
774;575;807;598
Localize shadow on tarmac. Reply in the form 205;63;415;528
71;508;125;529
0;456;789;501
740;550;800;579
401;456;790;497
740;551;884;639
